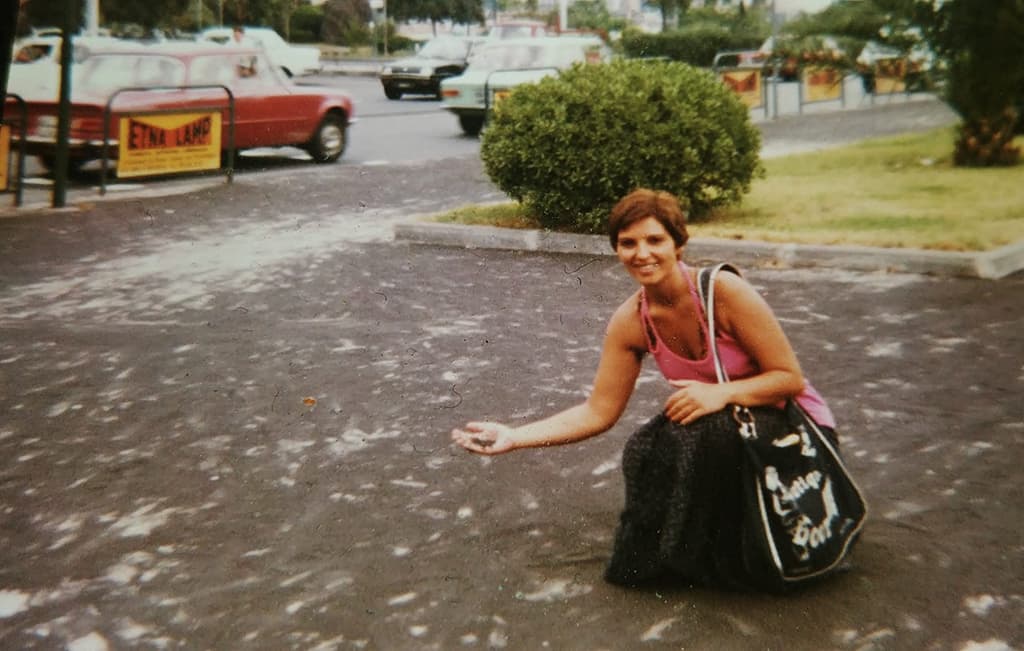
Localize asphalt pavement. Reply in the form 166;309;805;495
0;97;1022;650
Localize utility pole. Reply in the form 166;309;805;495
85;0;99;36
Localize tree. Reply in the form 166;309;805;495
874;0;1023;166
791;0;1022;166
102;0;192;30
646;0;692;33
567;0;626;32
388;0;483;30
785;0;889;42
290;3;323;41
18;0;85;33
321;0;371;45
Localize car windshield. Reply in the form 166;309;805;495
467;42;594;71
489;25;549;38
249;29;285;49
78;54;187;92
417;38;470;60
190;52;277;85
13;42;54;63
468;43;550;71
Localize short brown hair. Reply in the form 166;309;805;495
608;188;689;251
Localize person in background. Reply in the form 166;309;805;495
229;25;258;78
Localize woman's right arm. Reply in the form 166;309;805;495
451;298;646;455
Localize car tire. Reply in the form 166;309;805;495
458;114;484;137
306;113;347;163
384;85;403;100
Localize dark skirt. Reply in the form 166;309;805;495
604;408;838;591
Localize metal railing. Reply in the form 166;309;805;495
100;84;235;195
1;93;28;207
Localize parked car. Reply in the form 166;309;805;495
440;35;611;136
197;26;321;77
379;35;480;100
5;43;354;173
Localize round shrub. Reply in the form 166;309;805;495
480;58;762;233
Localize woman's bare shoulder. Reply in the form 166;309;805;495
713;266;776;328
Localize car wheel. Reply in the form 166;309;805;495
306;114;347;163
384;85;403;100
458;114;484;137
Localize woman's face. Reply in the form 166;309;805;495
615;217;681;285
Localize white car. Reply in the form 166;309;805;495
6;35;135;99
440;35;611;136
197;26;320;77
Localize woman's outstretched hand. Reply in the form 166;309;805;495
451;421;517;455
665;380;729;425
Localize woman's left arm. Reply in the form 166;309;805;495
665;272;805;424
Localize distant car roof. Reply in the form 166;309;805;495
86;42;260;58
476;35;604;48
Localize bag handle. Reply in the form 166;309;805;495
698;263;759;438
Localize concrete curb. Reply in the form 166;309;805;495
393;221;1024;280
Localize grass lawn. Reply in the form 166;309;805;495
434;128;1024;252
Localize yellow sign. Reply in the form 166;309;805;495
802;66;843;103
117;112;222;178
720;70;763;109
875;58;907;95
0;124;9;191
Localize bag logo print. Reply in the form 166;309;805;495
763;466;840;561
771;425;819;457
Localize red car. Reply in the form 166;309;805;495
6;42;355;173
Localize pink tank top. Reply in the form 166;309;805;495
639;264;836;428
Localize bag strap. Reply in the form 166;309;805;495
697;263;741;385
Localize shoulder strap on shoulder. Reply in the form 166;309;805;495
696;263;742;383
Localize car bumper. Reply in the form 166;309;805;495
381;75;444;93
13;134;116;160
441;106;486;118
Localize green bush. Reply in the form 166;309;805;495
622;27;763;67
480;59;762;233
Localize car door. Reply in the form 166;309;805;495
188;52;313;149
226;53;318;147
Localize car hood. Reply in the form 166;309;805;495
442;67;555;87
388;55;463;69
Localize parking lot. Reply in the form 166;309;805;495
0;148;1022;649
